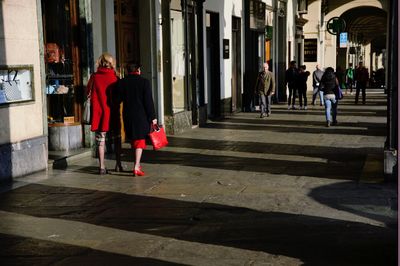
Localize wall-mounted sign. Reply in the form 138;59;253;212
0;65;34;105
339;32;348;48
223;39;229;59
304;39;317;62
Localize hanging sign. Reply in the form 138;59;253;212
327;17;346;35
339;32;348;48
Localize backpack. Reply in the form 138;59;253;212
346;68;353;79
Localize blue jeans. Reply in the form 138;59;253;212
324;94;337;122
260;94;272;115
312;87;324;106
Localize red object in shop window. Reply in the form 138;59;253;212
45;43;60;63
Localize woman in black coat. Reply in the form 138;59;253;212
320;67;339;127
117;63;157;176
297;65;310;110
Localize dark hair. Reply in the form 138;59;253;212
127;62;142;73
325;67;335;73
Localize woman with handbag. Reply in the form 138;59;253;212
87;52;119;174
116;63;157;176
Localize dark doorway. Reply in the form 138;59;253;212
232;17;242;113
188;6;198;125
206;12;220;118
114;0;140;73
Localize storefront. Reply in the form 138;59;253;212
162;0;198;134
42;0;83;151
0;0;48;180
244;0;266;111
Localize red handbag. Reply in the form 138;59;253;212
149;124;168;150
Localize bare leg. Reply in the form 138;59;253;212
134;148;143;170
98;140;106;169
96;132;107;173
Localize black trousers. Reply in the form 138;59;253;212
355;82;366;104
298;87;307;107
287;84;297;106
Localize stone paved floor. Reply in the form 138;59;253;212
0;90;397;265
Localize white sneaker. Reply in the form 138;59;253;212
304;106;308;110
288;106;291;110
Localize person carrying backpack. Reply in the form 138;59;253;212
345;63;355;95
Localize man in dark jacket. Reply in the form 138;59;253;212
285;60;298;110
117;63;157;176
354;61;369;104
254;62;275;117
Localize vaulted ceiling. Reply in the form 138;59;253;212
340;6;387;51
307;0;388;52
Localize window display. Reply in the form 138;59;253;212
42;0;78;124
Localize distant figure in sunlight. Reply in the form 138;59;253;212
297;65;310;110
355;61;369;104
320;67;340;127
312;64;324;106
254;62;275;118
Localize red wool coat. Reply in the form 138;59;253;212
88;67;118;132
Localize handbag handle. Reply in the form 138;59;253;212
7;70;18;81
151;124;161;132
87;75;95;99
2;70;18;83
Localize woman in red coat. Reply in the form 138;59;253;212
87;52;118;174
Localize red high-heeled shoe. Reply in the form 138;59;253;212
133;167;145;176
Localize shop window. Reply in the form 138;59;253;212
42;0;78;124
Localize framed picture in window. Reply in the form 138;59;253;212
0;65;34;105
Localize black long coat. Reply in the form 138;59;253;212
117;74;156;140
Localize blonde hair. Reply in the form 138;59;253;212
96;52;115;69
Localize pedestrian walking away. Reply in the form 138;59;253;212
354;61;369;104
285;60;298;110
254;62;275;118
297;65;310;110
320;67;339;127
311;64;324;106
116;63;157;177
87;52;119;175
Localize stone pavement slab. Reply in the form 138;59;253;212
0;90;397;265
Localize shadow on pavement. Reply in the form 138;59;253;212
201;122;386;136
270;108;387;117
139;149;363;180
309;181;398;228
0;233;182;266
165;137;377;162
223;117;386;129
0;184;396;266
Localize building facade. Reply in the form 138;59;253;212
0;0;397;181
